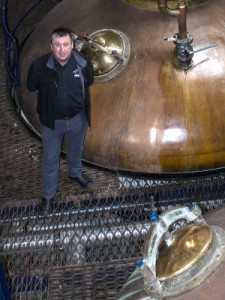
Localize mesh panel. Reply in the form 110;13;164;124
1;182;225;299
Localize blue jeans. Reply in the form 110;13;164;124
41;110;88;200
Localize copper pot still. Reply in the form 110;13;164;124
17;0;225;174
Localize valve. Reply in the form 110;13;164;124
158;0;217;70
163;32;217;69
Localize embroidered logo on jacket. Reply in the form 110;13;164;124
73;69;80;78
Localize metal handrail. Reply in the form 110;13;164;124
1;0;43;88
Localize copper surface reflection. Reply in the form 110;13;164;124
156;225;213;280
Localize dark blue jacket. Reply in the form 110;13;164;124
27;51;93;129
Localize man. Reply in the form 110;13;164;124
27;27;94;215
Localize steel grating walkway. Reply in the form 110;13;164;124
1;1;225;299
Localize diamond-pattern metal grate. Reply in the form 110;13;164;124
1;179;225;299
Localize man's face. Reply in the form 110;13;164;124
51;34;73;64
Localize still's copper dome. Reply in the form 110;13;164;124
17;0;225;174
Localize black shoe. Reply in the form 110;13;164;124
39;197;54;215
69;174;92;188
